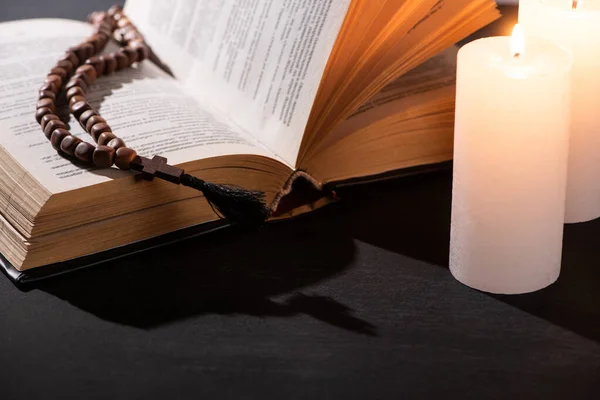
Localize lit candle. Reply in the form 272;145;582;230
520;0;600;223
449;26;573;294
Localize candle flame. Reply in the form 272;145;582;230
511;24;525;58
573;0;580;10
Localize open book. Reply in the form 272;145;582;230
0;0;499;272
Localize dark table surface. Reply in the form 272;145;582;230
1;2;599;399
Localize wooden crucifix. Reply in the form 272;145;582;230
130;155;184;184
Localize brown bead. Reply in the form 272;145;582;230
115;147;137;170
60;51;79;67
56;60;74;76
39;81;58;94
85;115;105;132
49;67;68;81
74;141;95;164
76;65;97;82
69;95;85;107
71;44;94;64
66;86;85;100
117;16;131;28
90;122;111;141
124;30;143;43
87;11;108;25
100;54;117;75
93;145;115;168
97;131;117;146
39;90;56;101
65;78;88;92
97;21;113;32
60;135;81;155
79;109;97;128
45;74;63;90
43;119;66;139
50;128;70;150
37;98;55;112
121;47;138;65
108;5;123;17
72;72;93;87
40;114;59;130
35;107;53;124
114;51;129;70
85;56;105;76
85;34;106;53
70;101;91;119
107;137;126;150
131;43;149;62
97;27;113;38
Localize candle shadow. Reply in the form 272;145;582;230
341;168;600;344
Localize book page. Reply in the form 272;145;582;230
0;19;274;194
125;0;352;167
312;47;458;154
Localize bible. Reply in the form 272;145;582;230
0;0;500;276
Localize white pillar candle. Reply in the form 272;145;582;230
520;0;600;223
450;27;573;294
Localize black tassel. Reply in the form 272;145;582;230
180;173;270;228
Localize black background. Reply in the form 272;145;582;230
1;2;599;399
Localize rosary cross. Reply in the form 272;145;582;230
130;155;184;184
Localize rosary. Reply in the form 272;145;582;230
34;5;269;227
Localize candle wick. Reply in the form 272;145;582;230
514;52;521;59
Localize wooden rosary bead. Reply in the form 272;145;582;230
72;72;93;87
74;141;95;164
60;51;79;67
108;5;123;17
66;86;85;100
79;109;97;128
93;145;115;168
60;135;81;155
100;54;117;75
43;119;66;139
56;60;74;76
97;131;116;146
123;30;143;43
85;56;105;76
114;51;129;71
90;122;111;141
121;47;138;65
116;16;131;28
45;74;63;90
35;107;53;124
76;65;97;82
36;98;55;112
71;44;94;65
65;77;88;92
39;81;58;94
130;42;149;62
107;137;126;151
69;95;85;107
97;20;113;33
87;11;108;25
39;90;56;101
96;26;113;39
115;147;137;170
40;113;59;130
49;67;68;81
70;101;91;119
85;115;105;132
50;128;70;150
85;34;106;53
